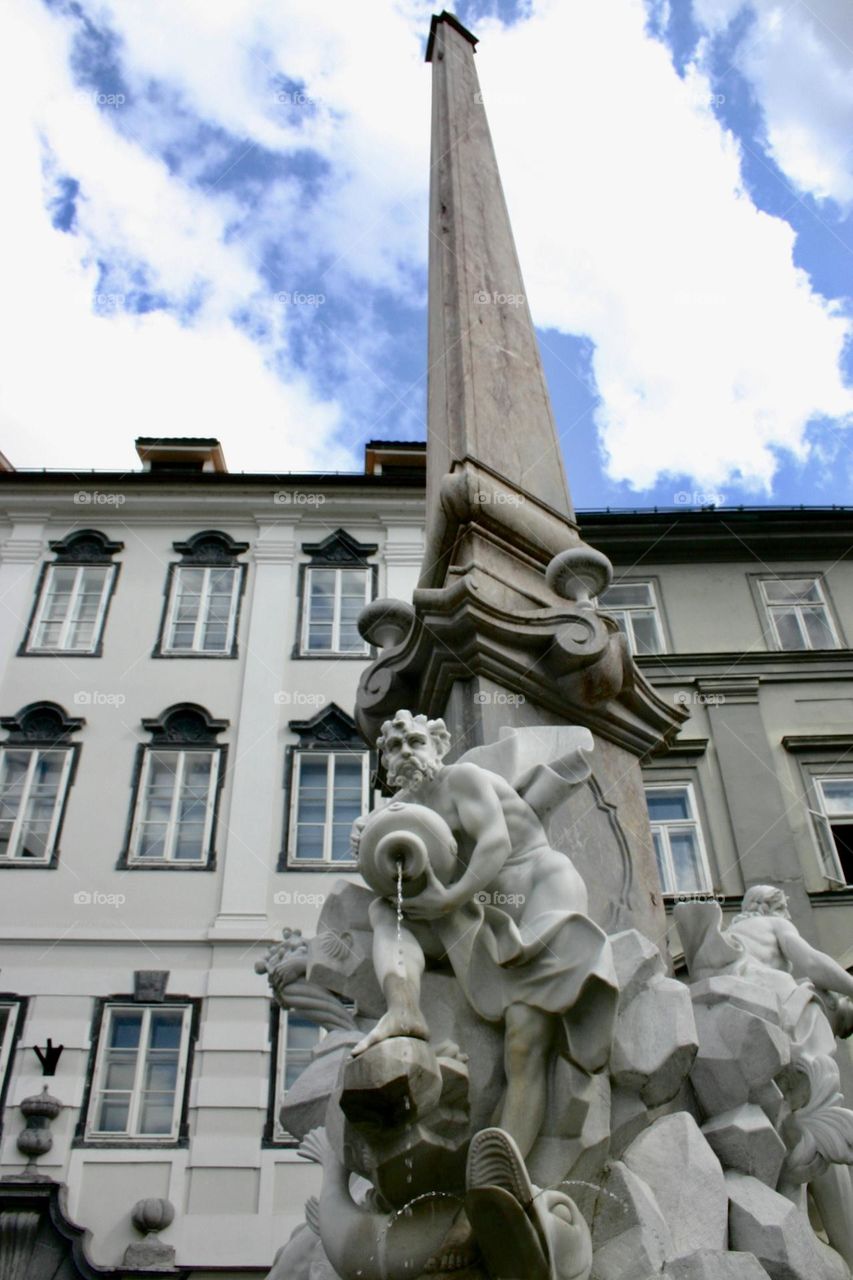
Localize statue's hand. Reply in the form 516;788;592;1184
350;814;367;857
404;866;461;920
269;954;308;1001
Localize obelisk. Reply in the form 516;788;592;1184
356;11;686;947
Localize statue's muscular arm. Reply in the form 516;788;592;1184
775;918;853;999
404;764;512;920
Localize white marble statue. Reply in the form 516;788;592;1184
351;710;618;1160
677;884;853;1270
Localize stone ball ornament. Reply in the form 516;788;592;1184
357;800;457;899
131;1197;176;1235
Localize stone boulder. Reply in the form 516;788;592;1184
701;1104;786;1187
623;1112;727;1257
609;929;666;1008
532;1060;611;1198
662;1252;770;1279
690;999;790;1119
611;977;698;1107
591;1160;674;1280
727;1171;849;1280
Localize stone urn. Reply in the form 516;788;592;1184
124;1198;176;1269
15;1087;62;1178
357;801;457;899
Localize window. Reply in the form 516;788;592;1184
130;750;219;863
30;566;115;652
281;704;371;868
814;777;853;886
156;532;248;658
296;529;378;658
289;751;368;864
268;998;355;1143
87;1004;192;1141
273;1011;324;1142
123;705;228;869
163;567;241;654
0;704;83;868
0;1003;21;1092
645;783;712;895
302;567;371;654
24;531;123;656
0;999;25;1135
599;581;664;655
759;577;838;651
0;748;75;863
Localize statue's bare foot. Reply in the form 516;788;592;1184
351;1006;429;1057
424;1211;478;1273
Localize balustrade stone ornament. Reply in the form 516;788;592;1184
4;1088;63;1183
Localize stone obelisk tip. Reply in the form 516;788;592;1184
425;11;478;63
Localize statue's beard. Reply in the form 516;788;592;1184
389;757;441;792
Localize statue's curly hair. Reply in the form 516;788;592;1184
737;883;789;918
377;709;451;760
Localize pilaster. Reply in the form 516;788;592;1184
211;518;298;935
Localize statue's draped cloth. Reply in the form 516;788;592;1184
435;845;619;1074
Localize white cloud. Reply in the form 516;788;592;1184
1;0;849;494
0;0;410;472
472;0;852;489
693;0;853;207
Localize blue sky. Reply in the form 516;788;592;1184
1;0;851;509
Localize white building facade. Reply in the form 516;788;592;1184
0;438;425;1275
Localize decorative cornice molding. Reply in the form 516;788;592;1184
49;530;124;563
782;734;853;755
289;702;363;748
643;737;709;761
172;530;249;564
0;702;84;744
251;522;298;565
355;575;687;756
301;529;378;566
638;650;853;683
142;704;229;745
1;540;46;565
696;676;760;704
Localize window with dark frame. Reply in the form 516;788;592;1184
272;1009;324;1143
0;704;83;867
86;1003;192;1141
296;530;378;658
814;777;853;886
280;704;371;869
289;750;368;864
0;1002;21;1102
123;705;228;869
156;531;248;658
598;580;664;655
758;577;839;651
645;782;712;895
23;530;123;656
268;999;355;1145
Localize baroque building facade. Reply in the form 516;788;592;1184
0;437;851;1274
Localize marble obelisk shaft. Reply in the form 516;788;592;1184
425;13;573;531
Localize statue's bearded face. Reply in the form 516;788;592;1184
382;724;442;791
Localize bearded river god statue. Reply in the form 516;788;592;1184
260;714;853;1280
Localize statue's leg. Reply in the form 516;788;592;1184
499;1003;554;1158
352;896;429;1056
811;1164;853;1269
